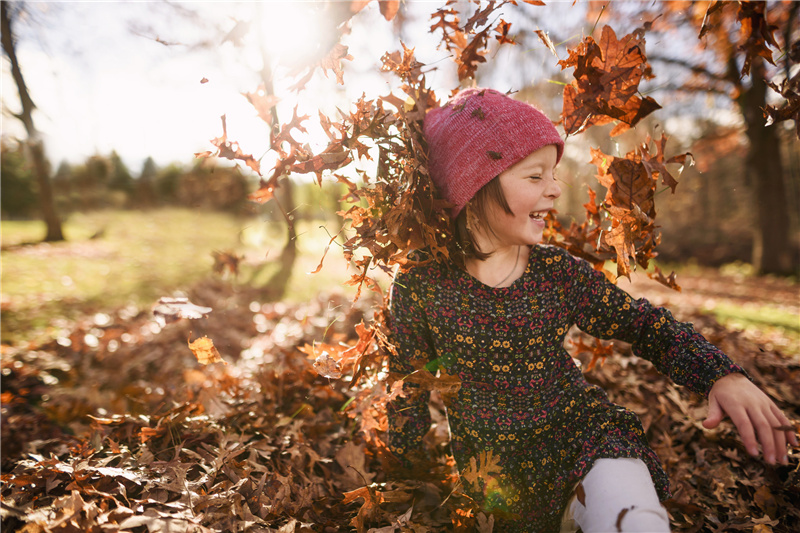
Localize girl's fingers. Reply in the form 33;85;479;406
749;405;778;463
771;404;799;447
726;406;759;457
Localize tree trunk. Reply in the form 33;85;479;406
1;2;64;242
256;5;297;301
738;59;793;274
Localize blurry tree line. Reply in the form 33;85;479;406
0;141;345;223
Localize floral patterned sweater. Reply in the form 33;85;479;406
386;245;745;532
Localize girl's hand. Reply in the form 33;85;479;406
703;372;798;465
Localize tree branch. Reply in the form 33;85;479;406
648;53;730;84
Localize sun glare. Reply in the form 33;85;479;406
258;2;327;71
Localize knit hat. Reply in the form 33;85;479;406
423;88;564;217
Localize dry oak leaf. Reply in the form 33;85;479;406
462;450;502;490
603;205;651;279
188;336;225;365
242;84;280;124
404;368;461;405
343;484;384;533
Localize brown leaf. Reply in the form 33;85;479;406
241;84;280;124
494;20;515;45
207;115;262;175
534;29;558;57
754;485;777;517
313;352;343;380
462;450;502;490
379;0;400;21
211;250;241;277
397;369;459;409
248;180;277;204
343;485;384;533
188;336;225;365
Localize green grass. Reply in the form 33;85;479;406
1;209;366;346
705;302;800;357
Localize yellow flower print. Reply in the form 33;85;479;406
502;365;510;372
493;340;501;347
456;334;464;342
465;336;473;344
502;340;510;348
492;364;501;372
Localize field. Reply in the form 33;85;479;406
1;209;382;346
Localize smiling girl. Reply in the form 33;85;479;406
386;88;796;533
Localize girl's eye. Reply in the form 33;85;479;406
528;175;542;181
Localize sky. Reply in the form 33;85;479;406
2;1;745;178
0;1;448;174
1;1;594;176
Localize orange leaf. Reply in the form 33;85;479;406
188;336;225;365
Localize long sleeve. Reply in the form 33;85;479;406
386;267;435;467
561;250;745;397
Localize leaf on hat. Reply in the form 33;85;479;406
471;107;486;120
487;151;503;160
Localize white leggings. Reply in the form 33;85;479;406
560;458;671;533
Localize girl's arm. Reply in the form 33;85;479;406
386;268;435;469
560;248;796;464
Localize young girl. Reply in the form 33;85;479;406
386;88;797;533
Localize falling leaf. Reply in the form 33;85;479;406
313;352;343;380
200;77;209;84
152;297;212;327
534;29;558;57
211;250;241;277
242;84;280;124
187;336;225;365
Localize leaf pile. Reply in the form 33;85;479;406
2;274;799;532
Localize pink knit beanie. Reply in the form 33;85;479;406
423;88;564;217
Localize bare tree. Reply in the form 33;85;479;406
1;1;63;242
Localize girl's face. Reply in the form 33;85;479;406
481;144;561;249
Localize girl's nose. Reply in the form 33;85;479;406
547;177;562;199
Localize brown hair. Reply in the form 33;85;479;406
449;175;513;267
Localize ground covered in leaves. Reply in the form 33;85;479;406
2;273;799;533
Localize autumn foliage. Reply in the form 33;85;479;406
2;1;799;532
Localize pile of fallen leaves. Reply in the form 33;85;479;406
2;275;799;532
